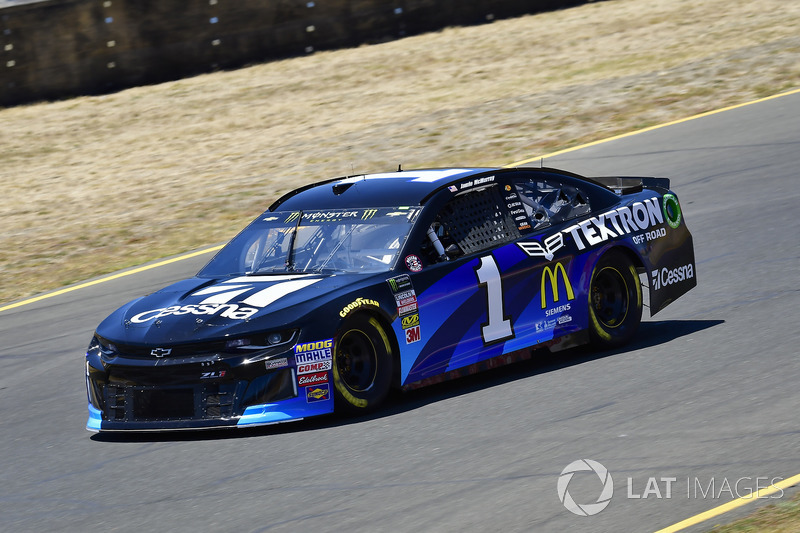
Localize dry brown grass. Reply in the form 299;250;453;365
1;0;798;305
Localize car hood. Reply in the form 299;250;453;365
96;273;371;345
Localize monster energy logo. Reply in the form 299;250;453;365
362;209;378;220
541;262;575;308
285;212;301;223
387;274;412;293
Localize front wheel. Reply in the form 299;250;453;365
588;250;642;349
332;315;393;413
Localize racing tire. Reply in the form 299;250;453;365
588;250;643;349
332;315;393;413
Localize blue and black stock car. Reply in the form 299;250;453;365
86;167;696;431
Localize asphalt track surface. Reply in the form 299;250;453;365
1;91;798;533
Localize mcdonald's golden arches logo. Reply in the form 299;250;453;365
541;262;575;309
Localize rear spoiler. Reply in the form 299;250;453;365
590;176;671;195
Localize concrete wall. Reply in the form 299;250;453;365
1;0;590;106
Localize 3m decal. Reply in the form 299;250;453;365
305;384;330;402
294;339;333;364
662;193;682;229
297;360;332;375
298;371;329;386
475;255;514;344
651;264;694;290
541;262;575;309
405;326;421;344
339;298;379;317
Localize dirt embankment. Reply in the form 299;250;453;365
0;0;798;305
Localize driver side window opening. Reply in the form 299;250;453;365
423;185;521;263
514;179;591;230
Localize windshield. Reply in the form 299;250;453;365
199;207;421;276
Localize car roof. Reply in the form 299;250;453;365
270;168;497;210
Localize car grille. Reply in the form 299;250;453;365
103;382;240;422
97;368;294;422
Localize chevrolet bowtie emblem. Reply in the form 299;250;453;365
151;347;172;358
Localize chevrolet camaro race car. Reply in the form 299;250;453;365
85;167;696;431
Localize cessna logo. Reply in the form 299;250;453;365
151;347;172;358
541;262;575;309
651;263;694;290
129;277;322;323
517;233;565;261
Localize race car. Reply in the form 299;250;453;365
85;166;696;431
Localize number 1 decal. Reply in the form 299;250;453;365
475;255;514;344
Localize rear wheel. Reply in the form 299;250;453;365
588;250;642;348
332;315;393;413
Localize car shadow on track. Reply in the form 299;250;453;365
91;318;723;443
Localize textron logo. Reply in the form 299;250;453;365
517;233;564;261
541;262;575;309
557;459;614;516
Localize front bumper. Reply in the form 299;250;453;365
85;348;334;432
